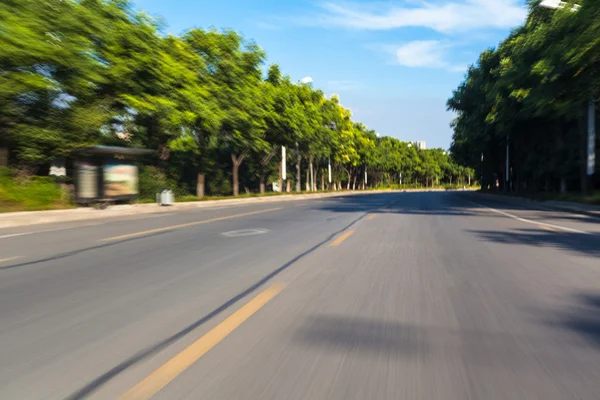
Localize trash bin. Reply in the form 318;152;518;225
157;189;174;206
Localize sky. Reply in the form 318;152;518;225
133;0;529;149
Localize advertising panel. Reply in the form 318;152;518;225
103;161;138;197
77;160;98;199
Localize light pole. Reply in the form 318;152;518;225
540;0;595;193
281;146;286;192
506;134;510;192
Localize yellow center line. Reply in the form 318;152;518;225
366;214;376;220
0;256;21;264
329;229;355;247
101;208;282;242
118;283;285;400
540;225;556;232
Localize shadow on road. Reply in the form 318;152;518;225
315;192;488;217
470;228;600;257
553;293;600;348
317;191;600;227
294;315;598;368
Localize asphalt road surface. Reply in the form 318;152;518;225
1;191;600;400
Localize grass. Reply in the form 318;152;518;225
0;168;74;213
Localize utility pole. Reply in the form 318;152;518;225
296;142;301;192
587;100;596;194
481;153;484;190
328;158;332;188
505;135;510;192
281;146;286;192
310;158;314;192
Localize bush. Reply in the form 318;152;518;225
0;167;68;211
139;166;186;199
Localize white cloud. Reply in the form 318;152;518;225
300;76;314;84
392;40;465;72
315;0;527;33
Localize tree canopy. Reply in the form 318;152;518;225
448;0;599;193
1;0;472;195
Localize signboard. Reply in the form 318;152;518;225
77;160;98;199
103;161;138;197
50;159;66;177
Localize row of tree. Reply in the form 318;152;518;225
1;0;472;196
448;0;599;194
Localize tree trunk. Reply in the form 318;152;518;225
259;163;266;194
232;162;240;196
231;152;246;196
321;170;325;191
278;163;283;193
196;173;205;197
346;171;351;190
286;180;291;192
296;142;301;192
352;173;357;190
305;167;310;191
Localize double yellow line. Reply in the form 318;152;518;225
119;284;285;400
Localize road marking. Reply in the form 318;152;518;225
540;225;556;232
367;214;376;220
118;283;285;400
464;199;589;234
329;229;355;247
0;222;105;240
0;256;21;263
222;228;270;237
101;208;283;242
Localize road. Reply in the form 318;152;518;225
1;191;600;399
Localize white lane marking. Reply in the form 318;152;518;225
0;212;178;240
464;199;589;234
0;222;104;239
221;228;270;238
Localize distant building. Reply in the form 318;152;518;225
415;141;427;150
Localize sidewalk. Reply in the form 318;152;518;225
474;192;600;219
0;189;461;230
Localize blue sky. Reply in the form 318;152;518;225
134;0;528;149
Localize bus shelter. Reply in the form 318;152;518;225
74;146;153;205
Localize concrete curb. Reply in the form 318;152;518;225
0;189;462;229
473;192;600;219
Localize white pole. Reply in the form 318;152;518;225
282;146;286;180
328;158;332;184
506;135;510;190
310;160;314;192
364;166;367;186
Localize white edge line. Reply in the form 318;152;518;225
463;198;589;235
